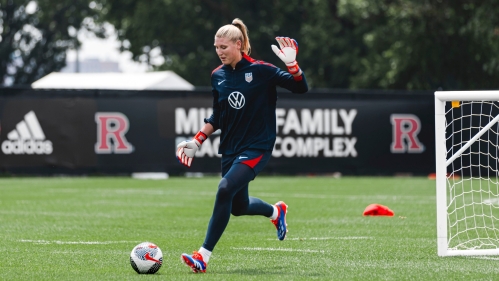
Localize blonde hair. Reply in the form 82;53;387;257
215;18;251;55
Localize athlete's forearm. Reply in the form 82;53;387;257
292;72;308;94
200;123;215;137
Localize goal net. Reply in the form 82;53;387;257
435;91;499;256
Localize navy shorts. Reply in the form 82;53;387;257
221;149;272;178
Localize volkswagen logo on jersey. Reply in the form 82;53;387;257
228;91;245;109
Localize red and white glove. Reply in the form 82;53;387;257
271;37;303;80
176;131;207;167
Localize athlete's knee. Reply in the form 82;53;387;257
231;200;249;216
216;178;234;201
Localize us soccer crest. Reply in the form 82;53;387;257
245;72;253;83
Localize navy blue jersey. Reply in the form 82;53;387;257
205;54;308;155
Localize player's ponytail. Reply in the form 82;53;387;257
215;18;251;55
231;18;251;55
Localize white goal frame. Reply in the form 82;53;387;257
435;90;499;256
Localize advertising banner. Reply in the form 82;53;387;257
0;98;97;170
0;89;435;175
163;93;435;175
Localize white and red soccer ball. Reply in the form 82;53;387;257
130;242;163;274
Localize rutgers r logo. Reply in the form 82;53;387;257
95;112;134;154
228;91;245;109
390;114;424;153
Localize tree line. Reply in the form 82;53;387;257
2;0;498;90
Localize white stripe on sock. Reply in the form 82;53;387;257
270;205;278;220
198;247;211;263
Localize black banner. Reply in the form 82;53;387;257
0;98;97;169
0;88;435;175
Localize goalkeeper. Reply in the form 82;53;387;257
177;18;308;273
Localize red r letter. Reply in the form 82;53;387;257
390;114;424;153
95;112;134;154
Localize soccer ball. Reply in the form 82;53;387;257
130;242;163;274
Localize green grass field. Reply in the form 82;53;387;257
1;176;498;280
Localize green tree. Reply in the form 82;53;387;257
98;0;365;88
0;0;103;85
98;0;312;86
339;0;499;90
98;0;499;90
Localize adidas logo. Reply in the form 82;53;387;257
1;111;53;155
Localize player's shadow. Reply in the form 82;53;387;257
222;266;325;277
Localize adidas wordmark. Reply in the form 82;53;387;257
1;111;53;155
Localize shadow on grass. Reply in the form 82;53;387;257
219;266;325;277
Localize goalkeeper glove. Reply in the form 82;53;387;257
271;37;303;79
176;131;207;168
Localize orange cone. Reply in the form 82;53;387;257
363;204;394;216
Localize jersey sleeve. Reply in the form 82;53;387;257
204;87;221;131
261;64;308;94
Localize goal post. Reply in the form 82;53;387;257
435;90;499;256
